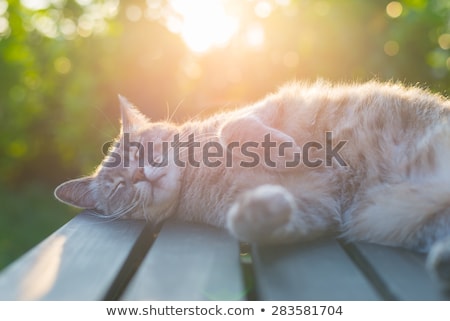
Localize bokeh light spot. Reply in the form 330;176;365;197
32;14;58;38
246;23;265;47
427;50;447;69
0;0;8;15
21;0;50;11
145;6;162;21
126;5;142;22
0;16;9;35
75;0;93;6
24;72;41;90
7;141;28;159
54;57;72;74
384;40;399;56
60;18;77;39
147;0;162;9
77;14;94;37
438;33;450;50
386;1;403;19
254;1;273;19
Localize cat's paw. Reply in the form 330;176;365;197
426;236;450;285
226;184;297;243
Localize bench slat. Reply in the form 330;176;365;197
351;243;450;300
251;239;380;300
122;220;245;300
0;213;145;300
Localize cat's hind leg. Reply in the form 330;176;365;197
226;184;340;243
343;124;450;250
342;180;450;249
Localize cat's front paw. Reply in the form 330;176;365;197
226;184;296;243
427;236;450;285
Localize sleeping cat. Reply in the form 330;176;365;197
54;81;450;284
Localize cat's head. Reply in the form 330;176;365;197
54;96;182;222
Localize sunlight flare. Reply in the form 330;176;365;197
167;0;239;53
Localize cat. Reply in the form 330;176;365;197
54;80;450;284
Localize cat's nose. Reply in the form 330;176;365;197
132;168;146;183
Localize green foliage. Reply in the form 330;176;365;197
0;0;449;269
0;184;73;270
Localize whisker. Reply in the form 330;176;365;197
167;99;184;123
102;199;141;221
86;209;105;218
141;191;151;222
92;105;120;135
174;130;219;140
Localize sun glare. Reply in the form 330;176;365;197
167;0;239;53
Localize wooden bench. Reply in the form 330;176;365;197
0;212;448;301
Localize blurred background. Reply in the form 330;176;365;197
0;0;449;270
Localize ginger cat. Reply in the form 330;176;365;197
55;81;450;284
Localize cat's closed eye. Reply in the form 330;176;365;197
134;148;142;162
152;153;166;163
129;146;143;162
149;144;168;167
109;181;125;197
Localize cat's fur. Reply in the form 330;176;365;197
55;81;450;284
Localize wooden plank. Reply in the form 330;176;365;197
252;238;380;300
122;220;246;300
0;212;145;300
350;242;450;300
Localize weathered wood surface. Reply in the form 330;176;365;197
122;220;245;300
0;213;147;300
252;239;380;300
0;213;448;301
348;243;450;300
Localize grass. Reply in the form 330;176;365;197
0;183;75;270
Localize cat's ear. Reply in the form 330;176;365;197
54;177;97;209
219;116;301;170
118;95;149;133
